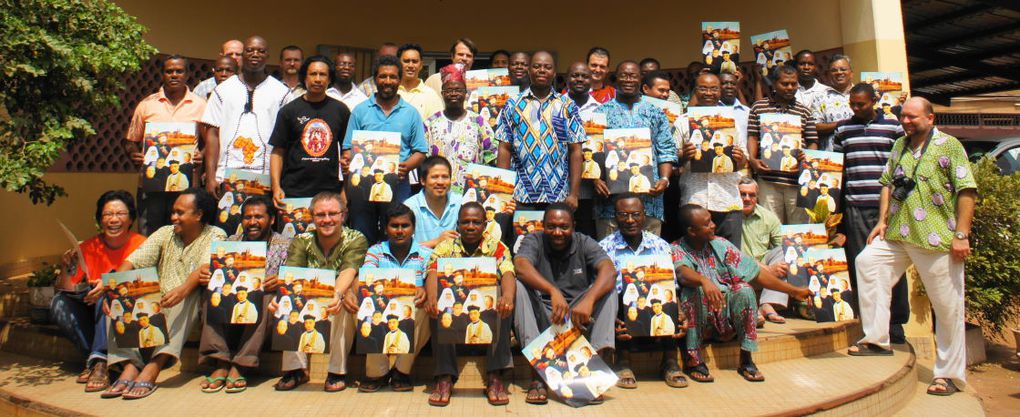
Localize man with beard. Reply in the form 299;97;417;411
126;56;207;235
270;55;351;210
514;204;618;405
202;36;290;197
278;45;304;104
342;55;428;243
198;196;290;393
424;203;516;407
508;52;530;89
327;52;368;110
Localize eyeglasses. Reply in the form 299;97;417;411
102;212;130;219
313;211;344;219
696;86;721;93
615;212;643;220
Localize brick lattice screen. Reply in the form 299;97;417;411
55;48;841;173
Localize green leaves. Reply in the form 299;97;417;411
965;158;1020;333
0;0;155;204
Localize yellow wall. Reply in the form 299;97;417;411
114;0;844;71
0;174;137;267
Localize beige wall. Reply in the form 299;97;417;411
0;174;137;267
114;0;844;71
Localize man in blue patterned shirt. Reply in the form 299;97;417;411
496;51;586;211
359;204;432;392
598;195;686;389
592;61;677;239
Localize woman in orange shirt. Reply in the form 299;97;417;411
51;190;146;393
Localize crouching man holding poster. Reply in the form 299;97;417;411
513;203;618;405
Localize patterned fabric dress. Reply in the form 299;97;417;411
423;110;498;191
672;237;761;367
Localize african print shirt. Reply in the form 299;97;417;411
285;227;368;271
599;231;676;291
811;86;853;151
671;237;760;291
426;235;514;278
593;97;678;220
879;129;977;252
364;241;433;286
495;88;586;203
423;110;498;190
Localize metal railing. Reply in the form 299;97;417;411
935;113;1020;127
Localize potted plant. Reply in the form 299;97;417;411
964;158;1020;362
27;262;59;324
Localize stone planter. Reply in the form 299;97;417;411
1013;328;1020;358
964;322;986;366
28;286;54;325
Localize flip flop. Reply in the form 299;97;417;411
662;361;688;388
737;363;765;382
927;378;958;396
684;364;715;383
76;368;92;384
84;364;110;393
201;376;227;393
101;379;134;399
274;371;309;391
485;375;509;406
122;381;158;400
847;343;893;356
764;312;787;324
428;378;452;407
614;367;638;389
324;373;347;392
391;372;413;392
225;376;247;393
524;380;548;405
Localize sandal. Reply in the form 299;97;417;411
201;376;227;393
764;312;786;324
847;343;893;356
358;377;385;393
225;376;247;393
927;378;958;396
84;363;110;393
485;374;509;406
428;377;452;407
391;372;413;392
76;368;92;384
101;379;134;399
737;363;765;382
324;373;347;392
684;363;715;383
524;380;548;405
661;361;688;388
615;367;638;389
274;370;309;391
122;381;158;400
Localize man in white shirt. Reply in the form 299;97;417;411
792;50;829;111
326;52;368;110
279;45;305;104
425;38;477;94
201;36;290;191
194;39;243;99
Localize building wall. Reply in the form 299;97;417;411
114;0;844;71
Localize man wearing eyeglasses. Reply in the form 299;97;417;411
326;52;368;110
125;55;207;235
201;35;290;198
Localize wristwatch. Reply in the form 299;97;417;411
953;231;969;240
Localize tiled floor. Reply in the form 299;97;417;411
0;345;963;417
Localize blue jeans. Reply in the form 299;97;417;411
348;180;411;244
50;290;107;366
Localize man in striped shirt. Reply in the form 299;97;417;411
747;65;818;225
832;83;908;343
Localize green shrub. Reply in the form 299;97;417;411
0;0;155;205
966;158;1020;333
27;262;59;288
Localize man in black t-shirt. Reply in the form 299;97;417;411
270;55;352;209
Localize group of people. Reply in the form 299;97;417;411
48;31;977;406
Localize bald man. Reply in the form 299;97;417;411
195;39;244;98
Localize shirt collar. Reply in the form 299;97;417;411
522;87;560;101
368;94;408;111
542;232;577;257
610;231;655;252
156;87;197;105
378;241;426;263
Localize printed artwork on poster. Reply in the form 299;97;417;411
780;224;829;287
207;241;267;325
523;320;619;407
280;197;314;238
355;268;417;354
644;96;686;151
218;169;272;236
461;163;516;242
759;113;803;172
616;255;680;338
581;113;607;180
701;21;741;74
797;150;845;213
271;266;336;353
512;210;544;252
751;30;792;78
686;106;739;173
103;268;167;349
465;68;512;90
468;86;519;131
141;122;198;193
435;257;499;345
860;72;904;120
603;128;655;194
801;248;855;323
347;130;401;203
